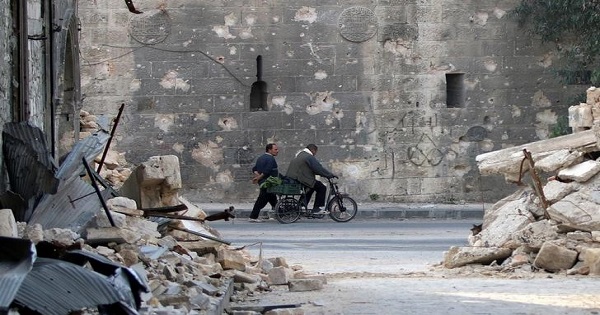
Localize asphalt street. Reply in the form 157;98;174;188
208;217;600;315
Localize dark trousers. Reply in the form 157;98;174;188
305;180;327;209
250;188;278;219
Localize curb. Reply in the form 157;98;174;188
197;203;487;220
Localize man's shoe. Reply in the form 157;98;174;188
249;218;264;223
312;207;328;215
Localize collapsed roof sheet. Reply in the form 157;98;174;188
28;131;111;233
2;121;59;202
1;237;143;315
0;237;35;311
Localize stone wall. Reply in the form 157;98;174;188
77;0;586;204
26;0;47;130
0;0;13;193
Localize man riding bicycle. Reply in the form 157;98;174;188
285;144;337;214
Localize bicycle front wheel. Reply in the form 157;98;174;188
328;195;357;222
274;196;301;224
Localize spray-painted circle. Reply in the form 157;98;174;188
128;9;171;45
338;6;378;42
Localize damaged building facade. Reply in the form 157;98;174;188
75;0;589;204
0;0;82;193
0;1;589;204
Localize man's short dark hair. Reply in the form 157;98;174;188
266;143;276;151
306;144;318;151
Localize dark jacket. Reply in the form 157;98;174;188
252;153;278;185
285;150;334;188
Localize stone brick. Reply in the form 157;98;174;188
533;242;578;272
288;279;323;292
0;209;18;237
267;266;293;285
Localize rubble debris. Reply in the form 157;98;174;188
475;129;597;182
119;155;182;209
445;86;600;276
0;111;326;314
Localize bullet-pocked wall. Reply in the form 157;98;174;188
0;0;12;193
78;1;583;204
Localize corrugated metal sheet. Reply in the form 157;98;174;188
2;121;59;202
14;258;134;315
56;131;110;180
62;250;149;309
1;238;143;314
29;176;102;234
28;131;111;233
0;237;35;310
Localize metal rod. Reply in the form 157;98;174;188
83;157;116;227
169;225;231;245
97;103;125;173
145;212;205;222
522;149;551;219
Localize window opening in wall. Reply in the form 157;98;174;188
446;73;465;108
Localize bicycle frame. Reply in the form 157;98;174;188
272;177;357;223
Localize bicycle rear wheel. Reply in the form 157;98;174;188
274;196;301;224
328;195;358;222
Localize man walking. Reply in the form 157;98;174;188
286;144;336;214
249;143;280;222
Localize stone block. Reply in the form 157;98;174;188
269;257;289;268
232;270;261;284
533;241;578;272
513;220;558;249
217;248;246;271
86;227;141;244
268;266;293;285
586;86;600;107
535;149;583;173
288;279;323;292
443;246;512;269
558;160;600;182
543;179;578;203
107;196;138;210
43;228;79;246
568;103;593;129
0;209;18;237
94;210;127;228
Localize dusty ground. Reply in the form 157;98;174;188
228;264;600;315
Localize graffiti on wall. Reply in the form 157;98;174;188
408;133;449;166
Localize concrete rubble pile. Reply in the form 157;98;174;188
0;112;325;315
443;86;600;276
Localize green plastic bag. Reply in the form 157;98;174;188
259;176;282;189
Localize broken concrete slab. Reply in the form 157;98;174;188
471;188;536;247
535;149;584;173
513;219;558;250
547;188;600;231
443;246;513;269
476;129;597;180
543;179;579;204
557;159;600;182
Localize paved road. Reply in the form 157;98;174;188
210;219;472;274
210;219;600;315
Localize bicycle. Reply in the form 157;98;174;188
267;177;358;224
